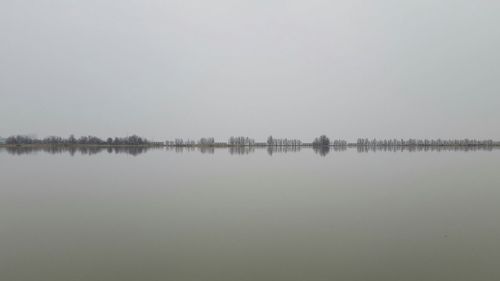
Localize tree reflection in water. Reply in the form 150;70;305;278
1;145;497;157
1;146;158;156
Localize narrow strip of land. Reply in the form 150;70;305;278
1;134;499;148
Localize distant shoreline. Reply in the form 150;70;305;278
2;144;500;148
0;144;164;148
2;134;500;148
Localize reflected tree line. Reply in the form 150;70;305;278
2;134;499;157
355;138;499;147
165;135;344;147
3;135;163;146
1;146;160;156
356;145;499;153
2;144;498;156
267;146;301;155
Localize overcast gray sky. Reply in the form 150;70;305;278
1;0;499;141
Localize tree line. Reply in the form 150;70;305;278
3;134;499;147
3;135;162;146
311;135;348;147
356;138;499;146
267;136;302;146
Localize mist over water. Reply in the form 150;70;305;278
2;1;499;280
1;148;500;281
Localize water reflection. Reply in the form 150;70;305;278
3;143;500;281
198;147;215;154
267;146;301;156
229;146;255;155
313;146;330;156
1;145;498;156
355;145;499;153
165;146;196;153
0;146;159;156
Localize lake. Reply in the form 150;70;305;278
1;147;500;281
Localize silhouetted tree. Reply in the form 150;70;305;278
68;134;76;145
313;135;330;147
267;136;274;146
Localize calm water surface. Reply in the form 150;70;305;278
1;147;500;281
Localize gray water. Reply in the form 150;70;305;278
1;147;500;281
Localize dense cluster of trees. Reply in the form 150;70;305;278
228;136;255;146
165;138;219;146
312;135;330;147
356;138;499;146
4;135;160;146
332;139;348;146
4;135;38;145
198;137;215;146
3;146;157;156
266;136;302;146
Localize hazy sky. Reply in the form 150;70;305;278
1;0;499;141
